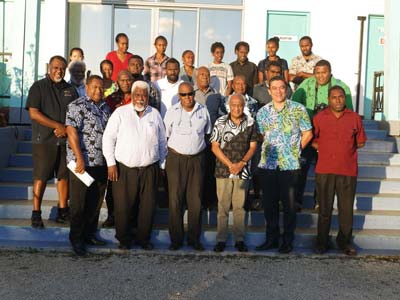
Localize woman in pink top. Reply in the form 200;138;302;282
106;33;133;82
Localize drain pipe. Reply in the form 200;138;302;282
356;16;366;114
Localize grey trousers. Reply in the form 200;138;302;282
216;178;249;243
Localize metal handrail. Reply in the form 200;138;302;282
372;71;384;120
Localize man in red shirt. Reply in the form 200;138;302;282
312;86;367;256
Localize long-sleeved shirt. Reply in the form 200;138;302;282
102;104;167;168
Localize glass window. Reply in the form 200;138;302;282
159;9;197;61
114;8;152;60
68;4;112;77
198;9;242;66
160;0;242;5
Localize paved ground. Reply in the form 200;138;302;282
1;249;400;300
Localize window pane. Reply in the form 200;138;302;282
114;8;152;59
68;4;112;77
160;0;242;5
159;9;197;61
198;9;241;66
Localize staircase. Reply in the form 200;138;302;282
0;121;399;253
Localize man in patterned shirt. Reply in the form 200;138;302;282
211;94;258;252
255;77;312;254
65;75;111;256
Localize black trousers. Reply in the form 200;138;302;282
69;166;107;245
259;168;300;244
203;145;218;208
296;145;317;206
105;180;114;219
113;162;159;246
166;150;205;245
315;173;357;248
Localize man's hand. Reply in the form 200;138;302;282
229;161;245;175
75;158;85;174
108;165;119;181
54;123;67;138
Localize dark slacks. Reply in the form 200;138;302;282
203;145;218;208
296;145;317;206
69;166;107;245
166;150;205;245
113;162;159;246
259;168;300;244
105;180;114;219
315;173;357;248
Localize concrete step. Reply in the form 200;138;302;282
23;128;32;141
308;165;400;179
0;223;399;251
8;153;33;168
360;140;397;153
0;182;57;200
0;167;33;183
17;141;32;154
365;129;389;140
358;152;400;165
362;120;379;130
306;178;400;194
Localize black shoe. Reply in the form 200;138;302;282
55;207;70;224
235;241;248;252
118;243;130;250
141;242;154;250
169;244;181;251
278;243;293;254
31;210;44;229
72;243;86;256
314;244;327;255
340;245;357;256
85;237;107;246
189;241;204;251
213;242;226;252
102;217;115;228
255;240;279;251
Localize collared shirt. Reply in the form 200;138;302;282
230;59;258;92
194;87;226;126
26;76;78;145
289;53;322;76
102;104;167;168
208;62;234;95
105;51;133;82
66;96;111;167
154;78;183;118
292;75;354;119
164;102;212;155
313;108;367;177
144;54;170;82
69;81;86;98
256;100;312;171
211;114;258;179
105;91;131;113
225;93;259;118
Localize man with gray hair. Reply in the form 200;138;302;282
68;60;86;97
211;93;258;252
102;80;167;250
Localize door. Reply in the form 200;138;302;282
266;11;310;64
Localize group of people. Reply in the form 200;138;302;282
25;33;366;256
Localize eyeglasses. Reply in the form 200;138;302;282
179;92;194;97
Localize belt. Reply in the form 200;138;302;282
118;161;158;170
168;147;204;158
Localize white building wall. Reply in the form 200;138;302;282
243;0;384;115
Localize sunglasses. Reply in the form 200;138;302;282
179;92;194;97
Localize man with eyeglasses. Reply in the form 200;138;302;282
164;82;212;251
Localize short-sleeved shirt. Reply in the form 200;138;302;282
164;102;212;155
105;51;133;82
230;59;258;93
154;78;183;118
258;56;289;81
25;76;78;145
144;54;170;82
66;96;111;167
194;87;226;126
256;100;312;171
211;114;258;179
208;62;234;95
289;53;321;76
313;108;367;177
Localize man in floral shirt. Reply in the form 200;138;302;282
255;77;312;254
66;75;111;256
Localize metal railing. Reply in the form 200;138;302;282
371;71;384;120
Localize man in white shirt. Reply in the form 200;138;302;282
102;80;167;251
164;82;212;251
154;58;183;118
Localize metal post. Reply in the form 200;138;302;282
356;16;366;114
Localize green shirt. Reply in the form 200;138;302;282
291;75;353;118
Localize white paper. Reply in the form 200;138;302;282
67;161;95;187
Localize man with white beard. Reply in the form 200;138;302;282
68;60;87;97
102;80;167;250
